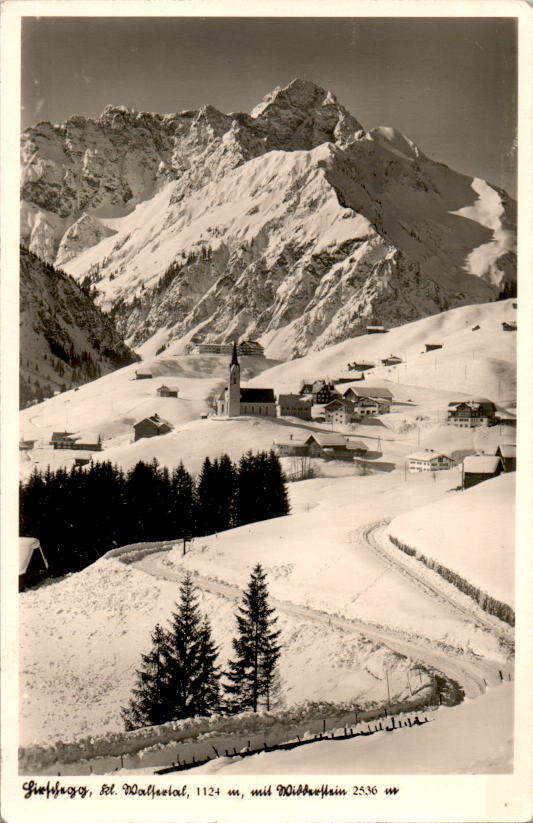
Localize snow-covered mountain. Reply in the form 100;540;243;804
21;79;517;359
20;247;138;407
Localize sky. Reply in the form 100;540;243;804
21;17;517;194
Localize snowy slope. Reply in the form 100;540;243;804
19;299;516;482
188;683;513;775
20;469;511;748
388;473;515;606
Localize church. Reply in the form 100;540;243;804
216;343;276;417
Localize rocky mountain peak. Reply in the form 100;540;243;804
251;78;363;148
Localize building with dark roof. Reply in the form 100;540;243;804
447;400;496;428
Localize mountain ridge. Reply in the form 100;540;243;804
21;79;517;360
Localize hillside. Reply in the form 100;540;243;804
19;247;138;408
388;473;515;606
19;299;516;481
21;79;516;359
19;469;511;750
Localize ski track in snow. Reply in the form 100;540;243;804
130;527;513;704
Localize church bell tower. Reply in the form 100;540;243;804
227;341;241;417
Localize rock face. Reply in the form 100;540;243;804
20;247;138;408
21;79;517;360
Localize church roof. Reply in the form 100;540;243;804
240;388;275;403
231;341;239;367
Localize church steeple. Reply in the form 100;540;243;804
227;340;241;416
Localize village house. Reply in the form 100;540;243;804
304;433;368;460
347;360;374;372
343;385;393;402
157;384;179;398
489;443;516;473
274;438;310;457
70;432;102;451
50;431;77;448
462;454;503;490
324;398;355;425
447;400;496;428
238;340;265;356
135;369;153;379
351;395;391;416
134;413;173;441
277;394;313;420
19;537;48;592
424;343;443;352
217;344;276;417
381;355;403;366
19;439;36;451
366;325;388;334
502;321;517;332
408;450;456;473
495;409;517;428
312;381;339;404
74;454;92;467
299;381;315;396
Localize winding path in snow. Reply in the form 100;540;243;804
130;528;513;702
359;521;514;649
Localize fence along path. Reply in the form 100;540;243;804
29;702;441;777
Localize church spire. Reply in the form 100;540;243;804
231;340;239;366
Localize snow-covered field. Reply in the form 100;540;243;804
388;473;515;606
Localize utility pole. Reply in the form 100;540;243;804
385;668;391;706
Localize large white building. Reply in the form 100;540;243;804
408;451;456;473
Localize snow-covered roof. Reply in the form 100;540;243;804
19;537;48;575
497;444;516;458
408;451;452;462
305;433;347;447
463;455;502;474
277;394;312;404
76;431;100;444
346;440;368;451
134;415;172;430
345;386;393;400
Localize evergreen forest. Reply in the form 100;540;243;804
19;451;290;578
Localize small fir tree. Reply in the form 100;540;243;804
121;623;171;730
224;563;281;713
163;572;221;720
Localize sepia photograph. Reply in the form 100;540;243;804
1;3;532;822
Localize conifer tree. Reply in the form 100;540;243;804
224;563;281;713
121;623;171;730
170;461;196;541
163;572;221;720
197;456;217;535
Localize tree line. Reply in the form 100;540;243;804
122;565;281;730
19;451;290;578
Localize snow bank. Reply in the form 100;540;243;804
188;682;513;775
